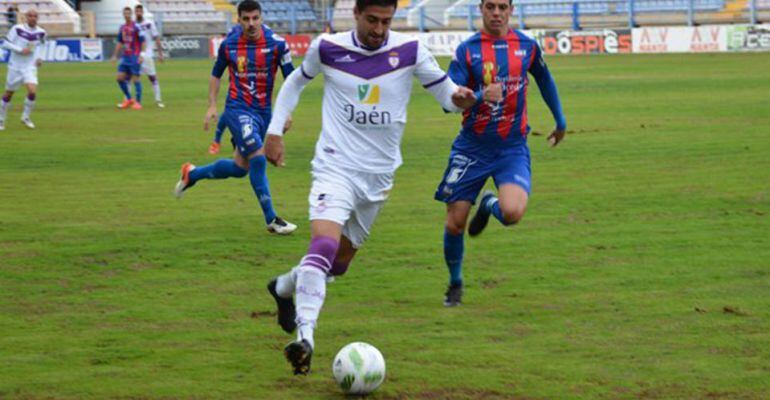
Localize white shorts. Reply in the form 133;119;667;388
141;57;156;76
6;67;38;90
308;162;394;248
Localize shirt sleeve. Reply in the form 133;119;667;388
278;40;295;78
528;43;567;131
117;27;124;43
414;40;463;113
3;26;23;53
211;41;228;78
447;42;469;87
298;35;322;79
151;22;160;39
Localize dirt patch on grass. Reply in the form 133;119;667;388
251;310;275;319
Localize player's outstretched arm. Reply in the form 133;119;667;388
529;46;567;147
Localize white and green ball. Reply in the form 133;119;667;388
332;342;386;395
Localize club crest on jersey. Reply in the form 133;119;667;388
357;84;380;105
388;51;399;68
482;62;496;86
237;56;247;73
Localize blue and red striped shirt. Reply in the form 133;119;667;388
449;29;565;149
118;22;144;58
212;25;294;116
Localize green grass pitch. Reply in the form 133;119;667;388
1;52;769;399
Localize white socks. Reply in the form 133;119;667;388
0;99;9;120
275;266;299;298
22;98;35;119
152;81;162;102
294;266;326;349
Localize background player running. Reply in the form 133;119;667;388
0;9;45;130
174;0;296;235
112;7;145;110
435;0;567;306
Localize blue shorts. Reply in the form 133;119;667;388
118;56;141;76
222;107;267;157
434;144;531;204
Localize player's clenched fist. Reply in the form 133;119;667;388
265;134;285;167
483;82;503;103
451;86;476;110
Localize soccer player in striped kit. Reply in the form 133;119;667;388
112;7;145;110
435;0;567;306
173;0;297;235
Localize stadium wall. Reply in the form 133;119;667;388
1;24;767;63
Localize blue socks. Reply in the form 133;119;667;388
248;155;277;224
118;80;131;99
134;81;142;103
188;159;248;185
184;156;277;225
488;198;508;225
215;117;227;143
444;228;464;286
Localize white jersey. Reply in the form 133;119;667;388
3;24;46;70
268;30;461;174
137;20;159;58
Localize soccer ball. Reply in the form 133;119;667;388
332;342;386;395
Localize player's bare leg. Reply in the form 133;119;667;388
20;83;37;129
0;90;15;130
443;201;472;306
469;184;528;236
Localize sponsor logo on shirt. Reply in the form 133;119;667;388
334;54;356;63
482;62;495;85
357;84;380;105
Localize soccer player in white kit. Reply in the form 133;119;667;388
0;9;45;130
134;5;164;108
263;0;484;375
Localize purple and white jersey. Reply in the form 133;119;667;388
137;20;160;58
269;30;457;174
3;24;46;70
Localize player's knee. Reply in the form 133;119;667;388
445;218;466;236
500;206;525;226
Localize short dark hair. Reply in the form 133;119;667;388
134;4;143;10
355;0;398;12
123;6;131;12
237;0;262;16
